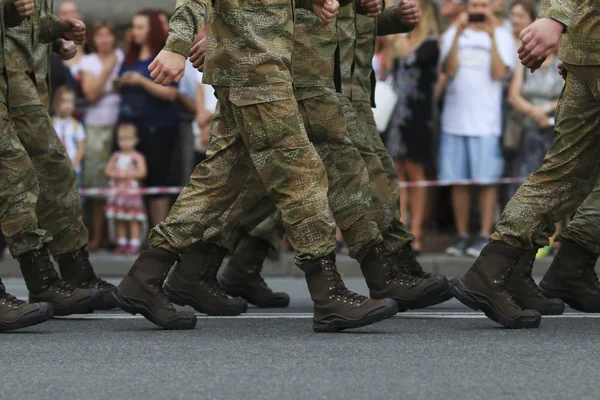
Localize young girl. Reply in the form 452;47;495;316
52;86;86;185
105;124;147;254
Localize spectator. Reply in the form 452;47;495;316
50;54;75;111
52;86;86;185
116;10;179;227
105;123;147;255
507;48;563;256
439;0;516;257
382;0;441;254
507;0;535;48
80;22;124;251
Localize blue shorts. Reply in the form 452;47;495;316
438;133;504;183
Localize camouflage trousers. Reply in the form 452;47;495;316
0;103;52;257
232;88;383;260
148;85;337;264
352;100;414;252
9;105;88;257
492;65;600;249
240;94;414;257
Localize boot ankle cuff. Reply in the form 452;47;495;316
486;240;523;258
55;247;89;263
139;248;180;264
297;252;336;272
17;248;50;263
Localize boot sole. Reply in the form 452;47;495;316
452;279;541;329
394;277;452;310
0;304;54;332
312;300;398;333
164;283;248;316
38;290;103;317
540;284;600;313
111;289;196;330
219;279;291;308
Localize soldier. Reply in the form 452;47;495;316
214;0;450;311
113;0;400;332
452;0;600;328
0;0;57;331
3;0;105;315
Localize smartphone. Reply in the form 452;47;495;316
468;13;486;23
548;117;555;126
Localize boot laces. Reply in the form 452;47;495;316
40;259;76;294
50;279;77;295
84;277;114;291
156;271;176;308
323;262;367;305
195;260;229;299
397;247;427;278
0;292;26;307
523;261;546;298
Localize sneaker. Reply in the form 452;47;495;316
466;235;489;258
445;236;469;256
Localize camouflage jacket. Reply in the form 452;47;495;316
166;0;320;102
539;0;600;66
354;7;413;105
0;1;31;104
5;0;62;108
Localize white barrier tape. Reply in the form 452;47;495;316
78;177;528;197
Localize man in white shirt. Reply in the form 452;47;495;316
439;0;516;257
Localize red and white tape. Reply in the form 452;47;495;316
78;177;527;197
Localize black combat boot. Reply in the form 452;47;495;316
505;249;564;315
361;243;450;311
452;241;541;329
393;243;454;305
113;249;197;329
540;240;600;313
56;248;117;310
18;249;101;316
0;278;54;332
299;252;397;332
164;242;248;316
219;236;290;308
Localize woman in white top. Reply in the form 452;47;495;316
80;23;124;251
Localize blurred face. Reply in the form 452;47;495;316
441;0;465;17
118;127;138;151
56;92;75;117
94;26;116;54
509;4;533;36
58;1;81;20
131;15;150;46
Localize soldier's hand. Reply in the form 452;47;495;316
361;0;382;17
397;0;419;26
557;62;566;81
313;0;340;25
518;18;563;72
149;50;186;86
189;39;206;71
12;0;35;17
60;18;86;45
58;39;77;61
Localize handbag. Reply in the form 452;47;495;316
372;76;399;133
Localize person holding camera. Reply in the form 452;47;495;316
439;0;516;257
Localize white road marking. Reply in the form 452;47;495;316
55;312;600;320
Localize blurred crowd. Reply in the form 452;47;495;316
42;0;560;258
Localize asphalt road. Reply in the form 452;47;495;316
2;277;600;400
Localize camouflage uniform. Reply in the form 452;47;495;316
342;6;416;253
149;0;338;264
4;0;88;257
491;0;600;250
0;1;52;257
